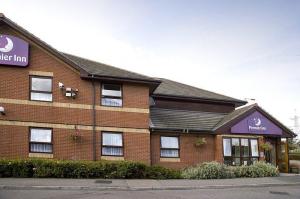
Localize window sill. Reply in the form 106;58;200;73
29;71;54;77
160;157;180;162
30;99;53;103
29;153;53;159
101;156;124;161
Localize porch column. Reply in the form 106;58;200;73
215;134;223;163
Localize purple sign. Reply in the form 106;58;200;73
0;34;29;67
231;111;282;135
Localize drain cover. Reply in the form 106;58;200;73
269;191;289;195
94;179;112;184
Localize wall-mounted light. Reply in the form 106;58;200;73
65;87;78;99
58;82;64;89
58;82;78;99
0;106;5;115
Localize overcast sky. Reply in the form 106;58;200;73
1;0;300;135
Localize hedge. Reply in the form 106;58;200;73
0;159;279;179
0;159;181;179
182;161;279;179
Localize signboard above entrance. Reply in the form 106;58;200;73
0;34;29;67
231;111;282;135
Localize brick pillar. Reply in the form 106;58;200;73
214;135;223;163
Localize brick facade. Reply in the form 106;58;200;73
151;133;215;169
0;24;150;164
0;16;292;171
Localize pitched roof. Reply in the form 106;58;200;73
63;53;159;83
0;14;160;86
213;103;296;137
153;78;246;106
213;103;257;130
0;14;84;73
150;107;227;132
0;14;247;102
150;104;296;137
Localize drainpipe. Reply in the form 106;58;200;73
92;76;96;161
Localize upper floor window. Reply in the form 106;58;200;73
30;76;52;102
101;84;122;107
29;128;53;153
160;136;179;158
102;132;123;156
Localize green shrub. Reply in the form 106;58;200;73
234;162;279;178
0;159;279;179
145;165;181;179
182;161;232;179
0;159;179;179
0;159;34;178
182;161;278;179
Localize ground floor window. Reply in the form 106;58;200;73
223;137;258;166
29;128;53;153
102;132;123;156
160;136;179;158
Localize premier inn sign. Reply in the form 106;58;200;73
0;34;29;67
231;111;282;135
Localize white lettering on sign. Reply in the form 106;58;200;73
0;53;27;63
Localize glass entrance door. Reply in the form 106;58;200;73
264;139;276;165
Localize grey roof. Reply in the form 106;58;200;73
0;14;158;84
150;107;227;131
153;78;246;104
0;14;247;103
213;103;256;130
63;53;158;82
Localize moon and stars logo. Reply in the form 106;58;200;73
0;35;14;53
249;117;266;131
253;118;261;126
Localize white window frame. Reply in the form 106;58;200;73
101;132;124;156
160;136;179;158
29;128;53;153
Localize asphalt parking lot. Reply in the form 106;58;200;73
1;176;300;199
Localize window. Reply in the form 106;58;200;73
101;84;122;107
223;137;259;166
30;76;52;102
250;139;259;162
102;132;123;156
29;128;53;153
223;138;231;156
160;136;179;158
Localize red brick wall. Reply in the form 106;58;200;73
123;132;150;164
214;135;223;163
0;125;28;159
0;24;150;163
151;133;215;169
53;129;94;160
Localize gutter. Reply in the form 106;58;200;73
150;127;213;134
81;74;161;93
152;94;247;107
